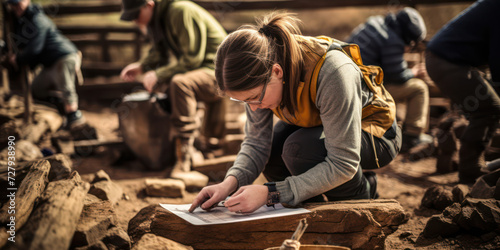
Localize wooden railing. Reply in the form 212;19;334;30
43;0;475;15
3;0;474;100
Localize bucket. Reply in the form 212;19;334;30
118;91;175;170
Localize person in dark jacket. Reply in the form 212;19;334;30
6;0;85;128
347;7;432;152
426;0;500;184
119;0;227;175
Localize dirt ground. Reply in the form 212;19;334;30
72;105;498;250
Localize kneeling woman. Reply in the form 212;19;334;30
190;12;401;214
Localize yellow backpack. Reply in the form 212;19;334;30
325;36;396;138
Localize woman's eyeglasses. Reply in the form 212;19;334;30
229;80;269;105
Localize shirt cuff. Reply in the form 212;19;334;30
276;180;294;205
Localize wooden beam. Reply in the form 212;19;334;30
58;26;140;35
44;0;475;15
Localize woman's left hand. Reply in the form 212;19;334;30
223;185;268;214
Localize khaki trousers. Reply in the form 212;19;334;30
384;78;429;136
167;68;227;139
31;53;81;106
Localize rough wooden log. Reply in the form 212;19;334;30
0;160;50;248
132;233;193;250
89;180;124;205
71;198;118;248
0;140;43;162
4;172;90;250
145;178;185;198
128;204;157;243
20;120;50;144
44;154;73;181
35;107;63;133
149;199;407;249
170;171;209;191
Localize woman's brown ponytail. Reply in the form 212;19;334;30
215;11;304;116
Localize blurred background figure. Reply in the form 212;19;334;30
426;0;500;184
6;0;85;129
347;7;432;153
119;0;228;175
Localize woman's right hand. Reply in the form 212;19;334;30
188;176;238;213
120;62;143;82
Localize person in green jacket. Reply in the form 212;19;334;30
119;0;228;174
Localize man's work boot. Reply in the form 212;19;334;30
171;137;194;175
458;143;489;184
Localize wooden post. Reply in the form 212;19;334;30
21;66;32;124
100;32;111;62
135;31;142;61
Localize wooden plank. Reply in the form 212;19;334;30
58;26;140;35
73;138;124;148
150;199;407;249
44;0;475;15
76;81;144;100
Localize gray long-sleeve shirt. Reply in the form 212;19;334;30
347;16;414;84
225;50;372;206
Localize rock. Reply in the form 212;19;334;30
482;169;500;187
421;186;454;211
132;233;193;250
71;199;118;248
101;226;131;250
71;123;98;141
469;178;495;199
171;171;209;191
495;178;500;200
452;185;470;203
443;203;462;218
480;232;498;242
80;173;95;183
74;241;107;250
84;193;102;206
53;139;75;156
128;205;158;243
422;214;460;238
44;153;73;181
456;198;500;234
0;140;42;162
93;170;111;183
149;199;407;249
89;180;124;205
144;178;185;198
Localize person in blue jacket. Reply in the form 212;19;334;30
347;7;432;152
426;0;500;184
6;0;85;128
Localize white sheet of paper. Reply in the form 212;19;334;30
160;203;311;226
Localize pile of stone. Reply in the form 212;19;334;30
421;169;500;241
